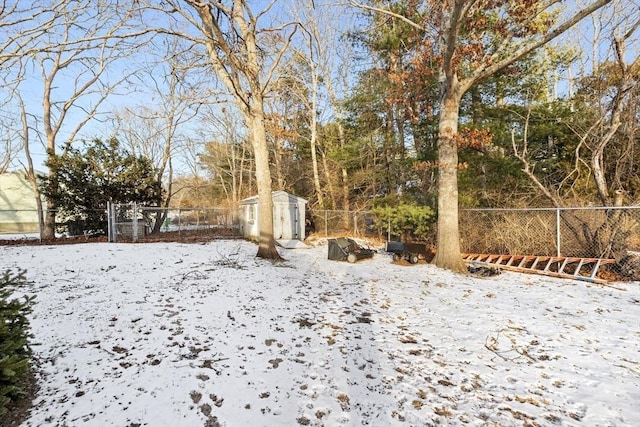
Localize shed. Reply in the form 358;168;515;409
0;171;41;233
239;191;307;241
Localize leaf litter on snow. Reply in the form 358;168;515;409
2;240;638;426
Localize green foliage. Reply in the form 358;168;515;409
371;203;435;241
41;138;163;234
0;270;35;419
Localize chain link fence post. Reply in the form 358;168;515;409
132;202;138;243
556;208;561;257
107;201;113;242
324;212;328;237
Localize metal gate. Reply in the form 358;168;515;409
107;202;144;242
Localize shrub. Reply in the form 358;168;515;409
0;270;35;419
40;137;163;235
371;204;435;241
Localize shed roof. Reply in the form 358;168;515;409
239;190;307;205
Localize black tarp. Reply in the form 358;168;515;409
385;240;429;264
385;241;405;254
328;238;351;261
327;237;375;262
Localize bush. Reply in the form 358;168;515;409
0;270;35;419
41;137;163;235
371;204;435;241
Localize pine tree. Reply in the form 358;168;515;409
0;269;35;418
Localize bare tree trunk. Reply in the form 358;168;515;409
153;157;173;233
19;97;46;239
232;142;239;206
342;167;350;213
272;137;286;190
432;84;466;272
309;69;324;207
237;140;251;204
351;0;613;272
248;105;279;258
337;123;349;213
42;74;58;239
320;151;336;210
591;33;637;205
173;0;294;259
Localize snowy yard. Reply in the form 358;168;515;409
2;240;639;426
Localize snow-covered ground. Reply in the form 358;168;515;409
2;240;639;426
0;233;41;240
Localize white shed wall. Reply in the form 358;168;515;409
239;191;307;241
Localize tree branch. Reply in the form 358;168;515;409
463;0;614;91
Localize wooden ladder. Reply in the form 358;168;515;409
463;253;616;285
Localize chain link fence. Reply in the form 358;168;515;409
310;207;640;259
107;202;243;242
460;207;640;258
3;204;638;260
308;210;379;238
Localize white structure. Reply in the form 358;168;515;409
0;171;41;233
240;191;307;241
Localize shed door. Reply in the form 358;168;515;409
274;204;283;239
274;203;298;240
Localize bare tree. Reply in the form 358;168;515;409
589;20;639;205
157;0;298;259
513;6;639;208
512;10;639;259
0;95;22;173
2;0;154;239
111;38;210;232
0;2;51;173
18;90;46;235
325;31;357;216
282;0;355;212
287;3;326;208
288;0;359;219
198;107;255;206
0;1;60;68
351;0;614;272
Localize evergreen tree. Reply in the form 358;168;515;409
41;138;163;235
0;269;35;419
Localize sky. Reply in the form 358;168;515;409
2;237;639;426
2;1;637;176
